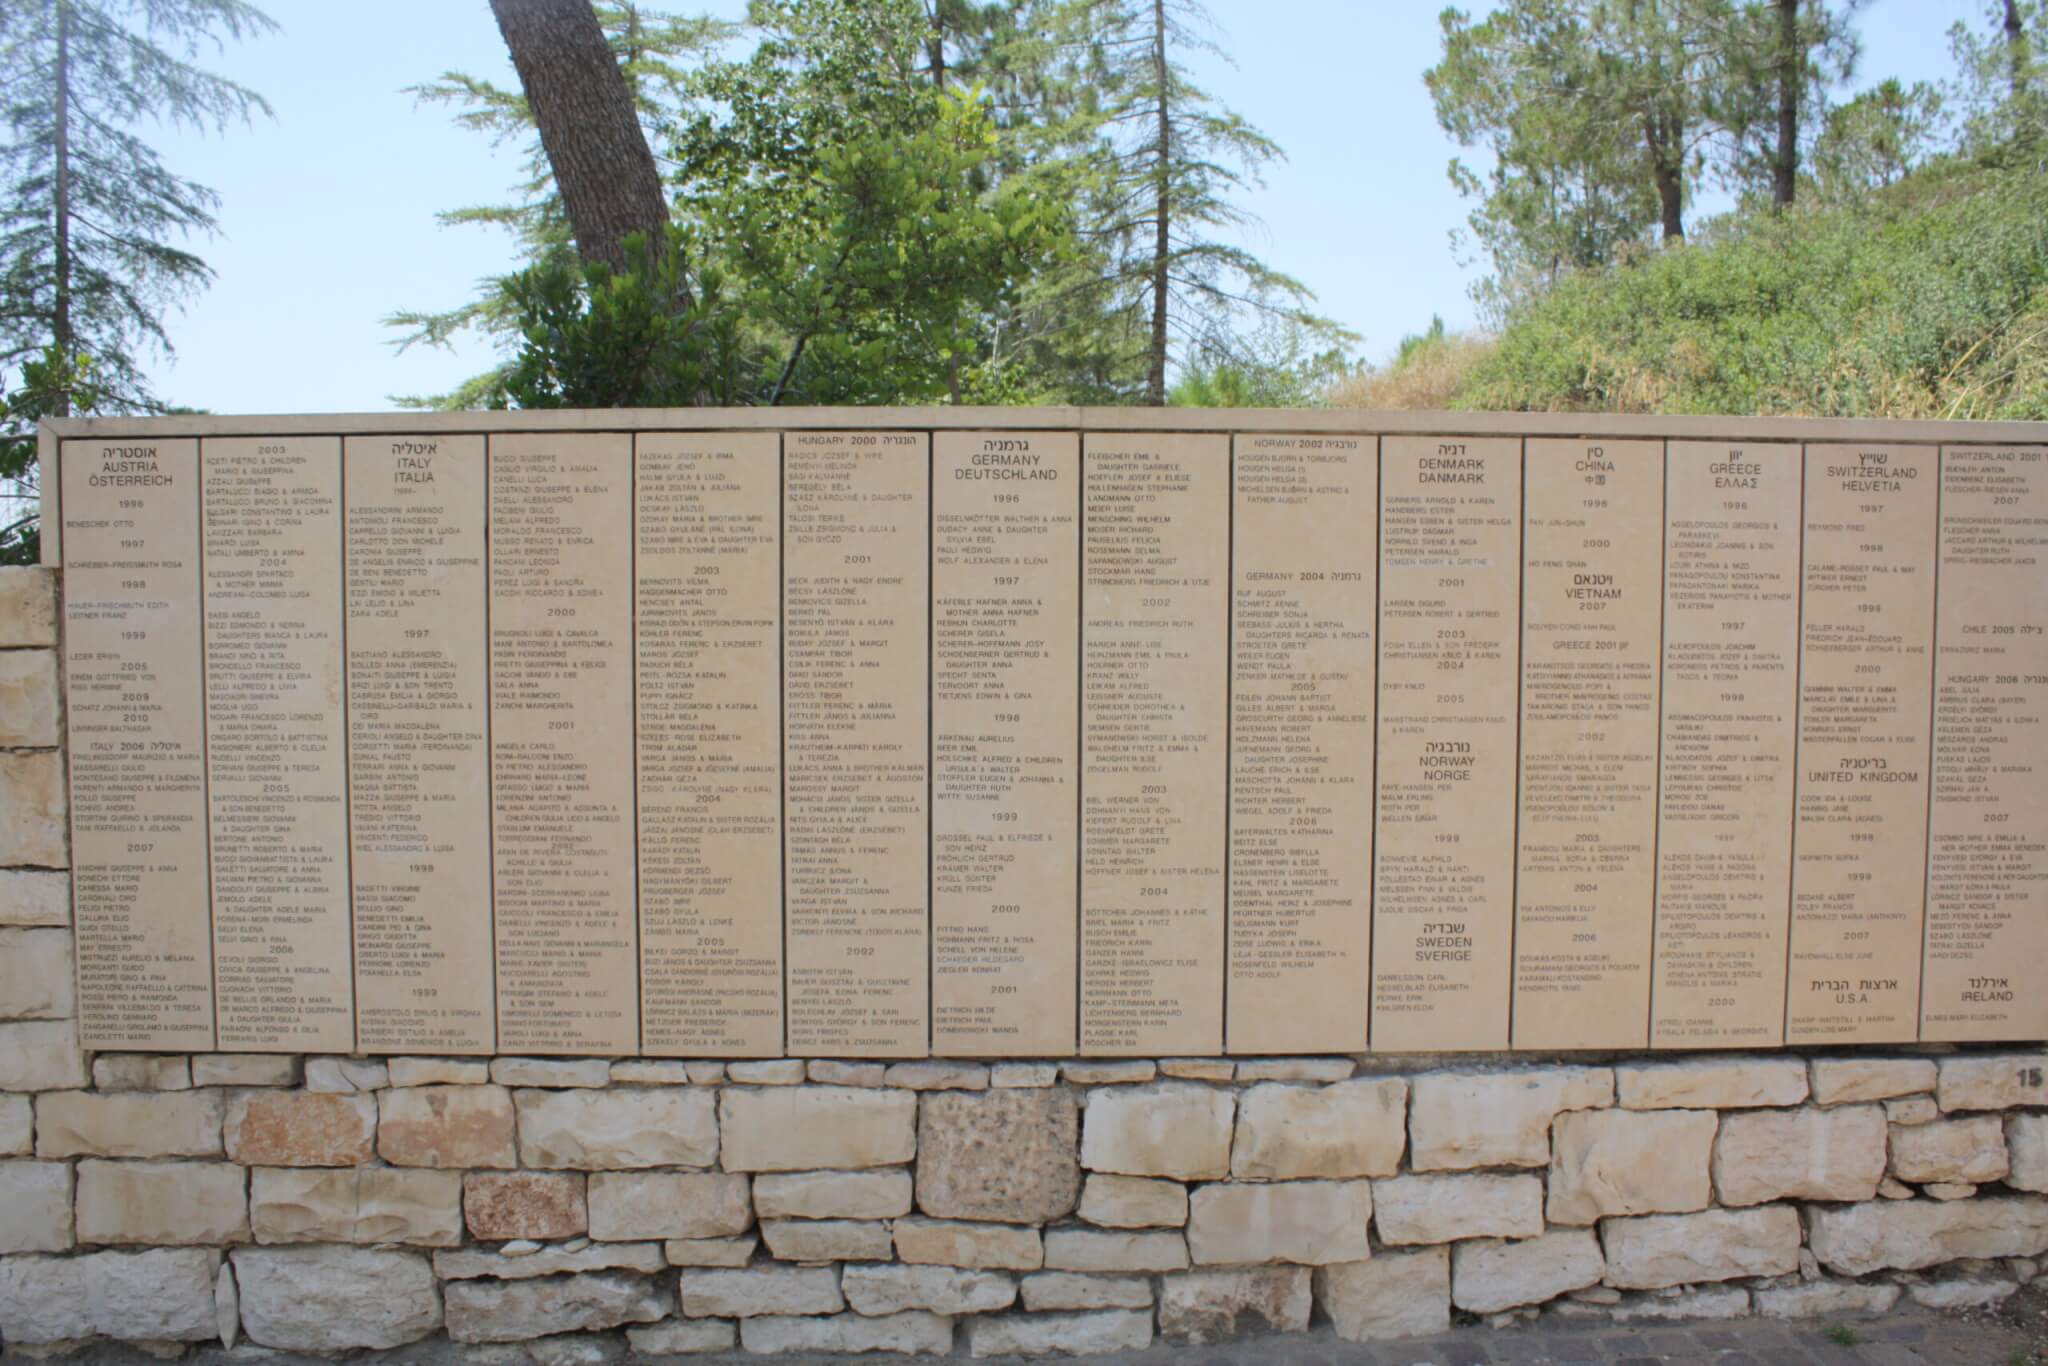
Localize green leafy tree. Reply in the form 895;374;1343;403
1811;78;1944;199
1949;0;2048;156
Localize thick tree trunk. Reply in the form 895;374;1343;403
1644;112;1685;242
2007;0;2031;100
1773;0;1799;207
489;0;670;274
52;0;72;416
1146;0;1170;406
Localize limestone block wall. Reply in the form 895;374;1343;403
2;563;2046;1357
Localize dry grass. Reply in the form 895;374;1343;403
1327;332;1495;410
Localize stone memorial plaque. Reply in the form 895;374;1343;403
784;432;930;1057
1081;432;1230;1055
1921;445;2048;1040
931;431;1080;1056
1512;440;1664;1049
344;435;493;1055
1786;444;1939;1043
203;436;353;1051
62;439;216;1050
489;432;638;1055
1371;436;1522;1051
1228;434;1376;1054
1651;442;1801;1047
636;432;783;1057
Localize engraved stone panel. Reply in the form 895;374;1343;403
1921;446;2048;1040
489;433;638;1055
204;436;353;1051
62;439;215;1050
1513;439;1663;1049
1228;434;1375;1053
1371;436;1522;1051
345;435;492;1054
636;432;782;1057
784;432;929;1057
1652;442;1801;1047
932;432;1078;1056
1082;432;1230;1055
1786;444;1939;1043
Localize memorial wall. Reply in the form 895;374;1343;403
45;412;2048;1058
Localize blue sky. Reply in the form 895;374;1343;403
134;0;1985;414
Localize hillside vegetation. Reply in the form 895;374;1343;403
1337;157;2048;420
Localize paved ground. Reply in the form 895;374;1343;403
10;1283;2045;1365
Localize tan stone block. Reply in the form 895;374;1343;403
1607;1286;1752;1322
1452;1230;1604;1314
967;1309;1151;1357
37;1088;222;1159
886;1061;989;1091
76;1159;247;1245
388;1057;490;1087
0;1247;222;1344
1408;1067;1613;1171
0;869;68;926
91;1054;192;1091
0;651;59;746
1060;1060;1156;1085
1315;1248;1450;1343
0;1018;84;1089
1080;1082;1233;1180
1601;1206;1802;1289
741;1310;952;1355
1187;1180;1372;1265
1234;1058;1354;1083
894;1215;1043;1270
754;1168;912;1221
490;1057;610;1088
0;1093;28;1154
225;1089;375;1166
1077;1173;1186;1228
378;1084;515;1168
0;752;66;866
1042;1227;1189;1273
1806;1196;2048;1274
1230;1078;1405;1180
1548;1109;1717;1225
1905;1275;2019;1309
1020;1272;1154;1312
728;1060;807;1086
305;1057;389;1093
678;1266;843;1318
1713;1105;1887;1205
666;1235;759;1267
587;1170;751;1241
808;1060;886;1087
515;1086;717;1169
1925;1181;1978;1200
436;1242;664;1280
761;1218;893;1261
1890;1114;2009;1184
0;927;71;1019
2009;1114;2048;1193
1373;1173;1545;1244
916;1087;1080;1224
607;1060;694;1085
0;1161;72;1252
719;1085;916;1173
1887;1095;1940;1125
191;1054;297;1087
1159;1267;1311;1343
0;568;57;647
465;1171;588;1240
445;1269;670;1342
1937;1053;2048;1112
627;1319;737;1355
1616;1058;1807;1110
1755;1280;1900;1319
1158;1059;1234;1082
842;1263;1016;1316
1810;1057;1938;1105
685;1062;727;1085
991;1062;1059;1088
250;1166;461;1247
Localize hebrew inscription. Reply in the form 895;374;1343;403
1371;436;1523;1052
62;438;216;1051
55;419;2047;1056
1228;434;1376;1054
